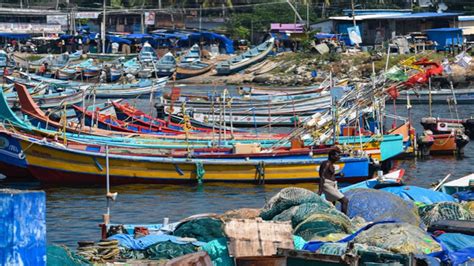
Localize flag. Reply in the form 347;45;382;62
385;66;409;82
455;52;472;68
400;56;423;71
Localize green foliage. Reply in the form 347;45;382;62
110;0;123;8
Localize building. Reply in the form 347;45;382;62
329;10;460;45
458;16;474;41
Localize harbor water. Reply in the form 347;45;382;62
1;100;474;248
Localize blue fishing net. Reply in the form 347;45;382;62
201;238;234;266
344;188;421;226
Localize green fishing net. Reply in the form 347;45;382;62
316;242;392;256
260;187;332;220
418;202;473;227
272;202;335;227
173;217;226;242
47;245;91;266
353;223;442;254
293;211;354;241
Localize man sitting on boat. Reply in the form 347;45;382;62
318;149;349;214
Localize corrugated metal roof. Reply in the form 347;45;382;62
459;16;474;22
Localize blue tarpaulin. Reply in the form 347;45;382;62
0;33;31;40
126;33;153;40
0;189;46;265
381;186;456;205
108;234;206;250
315;33;341;39
188;31;234;54
425;28;463;51
107;35;132;45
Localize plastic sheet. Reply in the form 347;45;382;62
173;217;226;242
418;202;473;227
436;233;474;252
108;234;205;250
201;238;234;266
381;186;456;204
260;187;332;220
344;188;421;226
353;222;442;254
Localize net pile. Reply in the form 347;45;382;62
173;217;226;242
316;242;392;256
353;222;442;254
260;187;332;220
418;202;473;227
47;245;90;266
293;211;354;241
344;188;421;226
219;208;261;220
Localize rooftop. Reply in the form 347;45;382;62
330;12;462;21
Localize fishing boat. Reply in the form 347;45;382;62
440;173;474;196
154;52;176;77
417;132;469;156
14;72;168;98
398;88;474;104
7;85;84;110
9;128;369;184
111;101;213;133
421;117;474;139
28;53;70;70
176;44;213;79
216;38;275;75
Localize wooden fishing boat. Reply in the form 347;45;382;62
398;88;474;104
12;130;369;184
14;73;168;98
112;101;213;133
7;86;84;109
0;131;31;178
440;173;474;196
176;61;213;79
417;132;469;156
216;38;275;75
176;44;213;79
154;52;176;77
72;105;184;135
421;117;474;139
28;53;70;70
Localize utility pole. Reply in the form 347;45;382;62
158;0;162;9
199;5;202;32
351;0;356;27
101;0;106;53
141;12;145;34
306;1;309;29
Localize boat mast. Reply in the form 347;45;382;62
101;0;106;53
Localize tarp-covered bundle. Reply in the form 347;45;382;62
173;216;226;242
418;202;473;227
353;223;442;254
260;187;332;220
344;188;421;226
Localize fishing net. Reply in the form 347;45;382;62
220;208;261;220
418;202;473;227
353;223;442;254
173;217;226;242
465;201;474;215
146;241;198;260
311;233;349;242
316;242;391;256
293;211;354;241
272;202;336;228
260;187;332;220
47;245;91;266
344;188;421;226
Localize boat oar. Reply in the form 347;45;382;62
433;173;451;191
